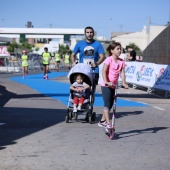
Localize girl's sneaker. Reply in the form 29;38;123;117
105;124;113;133
106;124;112;129
98;120;107;127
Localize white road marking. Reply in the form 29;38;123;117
0;123;6;126
154;107;165;110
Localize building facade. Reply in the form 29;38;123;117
143;25;170;64
111;25;167;52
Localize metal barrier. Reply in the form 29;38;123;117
0;57;42;74
0;56;69;74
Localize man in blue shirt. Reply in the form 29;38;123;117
71;26;105;86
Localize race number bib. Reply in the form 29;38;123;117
23;61;27;65
83;58;94;66
44;57;49;62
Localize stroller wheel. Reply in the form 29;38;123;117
92;112;96;122
85;112;89;122
75;112;78;121
65;115;69;123
69;111;73;120
88;110;93;124
65;109;69;123
89;115;92;124
85;116;89;122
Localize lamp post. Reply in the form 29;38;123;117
110;18;112;39
120;24;123;32
169;0;170;24
0;18;4;27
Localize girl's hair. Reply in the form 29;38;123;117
74;74;84;81
107;41;121;56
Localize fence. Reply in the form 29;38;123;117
0;56;43;74
99;61;170;98
123;62;170;97
0;56;67;74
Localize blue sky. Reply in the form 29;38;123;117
0;0;169;38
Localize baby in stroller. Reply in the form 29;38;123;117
70;73;90;113
66;63;96;123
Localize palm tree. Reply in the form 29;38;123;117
58;44;72;55
7;41;19;54
7;40;33;54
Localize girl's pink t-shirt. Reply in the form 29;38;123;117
101;56;125;87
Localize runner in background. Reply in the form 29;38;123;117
21;50;29;79
64;52;70;71
42;47;52;79
54;51;60;71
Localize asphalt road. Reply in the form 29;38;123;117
0;71;170;170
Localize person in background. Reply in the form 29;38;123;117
119;47;127;61
64;52;70;71
21;50;29;79
42;47;52;79
54;51;60;71
126;46;136;61
98;41;128;131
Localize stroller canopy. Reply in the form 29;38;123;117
68;63;93;86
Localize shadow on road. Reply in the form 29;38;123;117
0;85;66;150
0;107;66;149
115;127;169;140
116;110;143;118
0;85;17;107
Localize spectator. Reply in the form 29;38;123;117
126;46;136;61
119;47;127;61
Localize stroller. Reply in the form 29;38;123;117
66;63;96;123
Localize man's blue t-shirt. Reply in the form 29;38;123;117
73;40;104;73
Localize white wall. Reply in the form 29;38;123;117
149;26;166;43
111;25;167;51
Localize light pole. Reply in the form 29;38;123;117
0;18;4;27
169;0;170;24
110;18;112;39
147;17;151;45
120;24;123;32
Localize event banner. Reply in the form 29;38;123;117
99;61;170;91
0;46;10;56
125;62;155;87
153;64;170;91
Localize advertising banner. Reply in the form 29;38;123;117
0;46;10;56
99;61;170;92
125;62;155;87
153;64;170;91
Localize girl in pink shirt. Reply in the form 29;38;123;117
98;41;128;129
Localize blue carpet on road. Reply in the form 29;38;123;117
10;72;148;107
